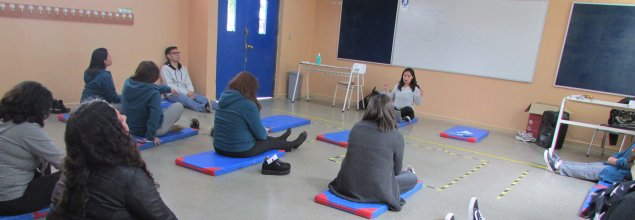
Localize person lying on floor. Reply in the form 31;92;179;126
543;144;634;184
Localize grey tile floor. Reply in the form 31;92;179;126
43;98;618;220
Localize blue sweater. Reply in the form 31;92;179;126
600;143;635;183
121;78;171;140
213;90;267;152
80;70;121;104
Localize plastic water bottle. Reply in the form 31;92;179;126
316;53;321;65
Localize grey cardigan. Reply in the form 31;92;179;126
0;122;64;201
328;120;405;211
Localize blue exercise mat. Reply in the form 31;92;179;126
58;99;174;123
261;115;311;133
397;118;418;127
316;130;351;148
440;125;489;143
134;128;198;150
0;208;49;220
578;180;613;217
175;149;285;176
314;181;423;219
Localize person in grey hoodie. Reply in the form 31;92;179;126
80;48;122;108
328;94;418;211
122;61;183;146
0;81;65;215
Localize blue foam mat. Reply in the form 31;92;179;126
397;118;418;127
314;181;423;219
261;115;311;132
134;128;198;150
440;125;489;143
0;208;49;220
176;149;285;176
317;130;351;147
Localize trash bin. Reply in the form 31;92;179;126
287;72;303;100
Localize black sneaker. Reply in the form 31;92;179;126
190;118;200;129
58;100;71;113
291;131;308;150
262;155;290;175
468;197;485;220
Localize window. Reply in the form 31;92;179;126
226;0;236;32
258;0;267;34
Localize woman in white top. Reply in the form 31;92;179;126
383;68;423;121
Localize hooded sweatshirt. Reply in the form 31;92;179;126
80;70;121;104
213;90;268;152
121;78;171;140
0;121;64;201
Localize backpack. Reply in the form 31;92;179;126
358;87;379;110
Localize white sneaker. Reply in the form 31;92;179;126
445;213;455;220
406;164;416;174
468;197;485;220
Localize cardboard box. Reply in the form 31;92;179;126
524;102;561;138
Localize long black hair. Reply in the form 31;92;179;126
0;81;53;126
54;100;155;217
397;67;420;92
85;48;108;76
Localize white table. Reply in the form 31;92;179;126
550;95;635;154
291;61;354;111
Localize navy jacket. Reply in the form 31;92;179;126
121;78;170;140
213;90;267;152
80;70;121;103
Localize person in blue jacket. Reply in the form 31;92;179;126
213;72;307;158
122;61;183;146
544;144;635;184
80;48;122;109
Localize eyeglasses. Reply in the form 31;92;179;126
170;51;181;55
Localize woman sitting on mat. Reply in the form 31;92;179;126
328;94;418;211
48;100;176;219
213;71;307;158
122;61;183;146
80;48;122;108
0;81;65;216
383;67;423;122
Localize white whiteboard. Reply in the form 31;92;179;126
391;0;549;82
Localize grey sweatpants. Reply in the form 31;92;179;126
156;103;184;136
559;161;607;181
396;171;418;193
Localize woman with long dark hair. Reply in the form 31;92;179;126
213;72;307;160
328;94;418;211
49;100;176;219
80;48;122;106
122;61;182;146
0;81;64;215
383;67;423;122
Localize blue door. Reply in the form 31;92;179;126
217;0;279;98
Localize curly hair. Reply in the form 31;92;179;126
0;81;53;126
54;100;155;217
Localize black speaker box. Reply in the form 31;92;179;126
536;110;569;149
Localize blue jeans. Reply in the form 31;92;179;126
559;161;608;181
167;93;209;112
